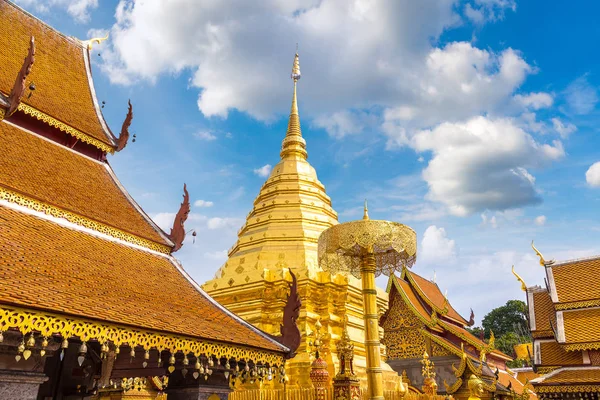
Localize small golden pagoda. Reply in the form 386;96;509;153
203;52;398;388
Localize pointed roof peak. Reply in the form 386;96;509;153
363;199;370;220
280;50;307;161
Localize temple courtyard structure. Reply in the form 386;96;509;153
0;1;598;399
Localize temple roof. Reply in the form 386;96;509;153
387;273;511;361
562;307;600;345
527;288;555;338
0;121;171;250
548;256;600;308
403;269;468;325
531;367;600;387
537;341;583;366
0;0;116;151
0;203;287;353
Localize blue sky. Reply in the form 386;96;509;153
17;0;600;323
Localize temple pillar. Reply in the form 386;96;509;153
0;330;53;400
0;370;48;400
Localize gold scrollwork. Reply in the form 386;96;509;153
17;103;115;154
555;299;600;311
563;342;600;351
0;187;171;254
0;306;285;366
535;384;600;393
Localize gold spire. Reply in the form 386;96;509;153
280;51;308;160
363;199;369;220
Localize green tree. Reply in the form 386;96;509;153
481;300;528;339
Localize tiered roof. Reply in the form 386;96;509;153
0;0;116;152
523;251;600;394
0;0;289;367
387;270;511;363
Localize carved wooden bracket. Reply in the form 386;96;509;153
168;184;190;252
116;100;133;152
7;36;35;117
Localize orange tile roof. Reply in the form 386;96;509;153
535;368;600;385
0;205;285;352
539;341;583;366
391;275;441;330
406;270;468;325
531;290;555;338
563;308;600;344
497;370;536;399
440;320;512;361
551;257;600;305
0;1;115;148
0;122;169;246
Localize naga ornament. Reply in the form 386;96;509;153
169;184;190;252
279;270;302;358
7;36;35;117
116;100;133;152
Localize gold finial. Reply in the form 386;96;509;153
363;199;370;220
512;265;527;292
531;240;555;266
84;33;109;50
280;50;307;160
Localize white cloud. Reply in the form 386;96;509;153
514;92;553;110
564;75;599;115
94;0;464;120
194;200;214;208
481;213;498;229
535;215;547;226
407;117;564;216
383;42;533;144
207;217;242;230
420;226;456;264
151;212;176;232
15;0;98;23
313;110;375;138
253;164;272;178
464;0;516;24
551;117;577;138
194;130;217;141
586;162;600;188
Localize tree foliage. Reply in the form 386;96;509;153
468;300;530;366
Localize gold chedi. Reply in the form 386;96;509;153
203;52;397;388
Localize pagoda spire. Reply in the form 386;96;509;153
280;51;308;160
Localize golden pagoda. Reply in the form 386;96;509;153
203;52;399;388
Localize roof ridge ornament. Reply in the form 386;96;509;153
169;184;191;252
363;199;369;220
531;240;555;266
116;100;133;152
83;33;109;50
512;265;527;292
6;36;35;118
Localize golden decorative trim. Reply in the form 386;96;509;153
392;278;442;332
537;366;560;375
0;186;171;254
535;384;600;393
0;107;5;121
17;103;115;153
563;342;600;351
443;377;463;394
555;299;600;311
421;329;462;359
0;305;285;366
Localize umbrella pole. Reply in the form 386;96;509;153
361;252;384;400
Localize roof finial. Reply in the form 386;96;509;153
280;49;307;160
363;199;369;220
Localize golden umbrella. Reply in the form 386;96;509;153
318;201;417;400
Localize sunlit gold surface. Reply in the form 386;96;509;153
318;208;417;400
203;52;398;389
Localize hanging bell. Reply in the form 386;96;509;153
26;333;35;348
130;347;136;358
0;331;3;343
195;360;201;370
61;339;69;349
183;356;189;366
40;337;48;357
